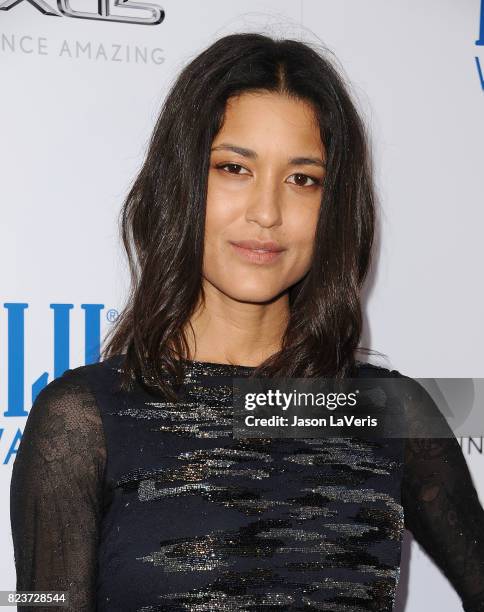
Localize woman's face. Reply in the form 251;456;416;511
204;91;326;304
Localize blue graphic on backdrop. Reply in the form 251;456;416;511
3;303;104;418
1;303;109;464
478;0;484;44
477;0;484;89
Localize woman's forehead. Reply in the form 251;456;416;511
215;93;324;157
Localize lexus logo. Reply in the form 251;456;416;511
0;0;165;25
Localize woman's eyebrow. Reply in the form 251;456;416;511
211;143;326;168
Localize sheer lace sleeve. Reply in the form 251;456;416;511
399;374;484;611
10;367;106;611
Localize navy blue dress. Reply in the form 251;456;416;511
10;355;484;610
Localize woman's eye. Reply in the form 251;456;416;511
216;163;250;175
287;173;322;188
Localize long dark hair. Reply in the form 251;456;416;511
102;32;383;400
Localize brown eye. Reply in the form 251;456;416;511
287;173;322;187
216;163;250;175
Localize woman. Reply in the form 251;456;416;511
10;33;484;611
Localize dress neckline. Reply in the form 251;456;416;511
179;357;256;373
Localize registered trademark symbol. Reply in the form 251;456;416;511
106;309;119;323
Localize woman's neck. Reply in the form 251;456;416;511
183;283;290;367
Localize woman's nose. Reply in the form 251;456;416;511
244;177;283;229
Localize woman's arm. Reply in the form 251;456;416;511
10;368;106;611
399;376;484;611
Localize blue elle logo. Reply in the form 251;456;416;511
3;303;104;418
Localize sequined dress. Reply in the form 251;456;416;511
9;355;484;611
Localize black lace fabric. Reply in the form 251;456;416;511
10;369;106;611
9;365;484;611
398;374;484;611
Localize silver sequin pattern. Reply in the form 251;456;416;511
110;360;405;611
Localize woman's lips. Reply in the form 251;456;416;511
229;241;285;264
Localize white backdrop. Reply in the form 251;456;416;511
1;1;483;610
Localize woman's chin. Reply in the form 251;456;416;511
223;283;287;305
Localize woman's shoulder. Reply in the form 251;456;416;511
17;358;124;465
51;354;126;392
66;355;124;379
30;355;126;420
354;359;403;378
64;353;125;381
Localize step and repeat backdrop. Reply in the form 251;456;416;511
1;1;483;610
